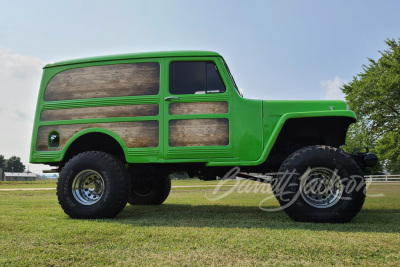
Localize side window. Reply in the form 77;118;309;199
169;61;226;95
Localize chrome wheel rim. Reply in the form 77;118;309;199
299;167;343;209
72;170;104;205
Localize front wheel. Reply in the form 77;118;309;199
57;151;130;219
271;145;366;223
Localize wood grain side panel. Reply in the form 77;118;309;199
44;63;160;101
40;104;159;121
169;119;229;147
37;121;159;151
169;102;228;115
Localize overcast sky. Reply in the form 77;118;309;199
1;0;399;173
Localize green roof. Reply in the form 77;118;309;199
44;50;222;68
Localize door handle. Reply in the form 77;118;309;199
165;96;180;101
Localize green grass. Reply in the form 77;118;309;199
0;180;58;188
0;179;239;189
0;180;399;266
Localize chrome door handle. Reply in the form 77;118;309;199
165;96;180;101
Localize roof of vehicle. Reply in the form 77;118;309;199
44;50;222;68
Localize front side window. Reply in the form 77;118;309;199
169;61;226;95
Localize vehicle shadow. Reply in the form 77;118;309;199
114;203;400;234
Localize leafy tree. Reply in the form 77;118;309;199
5;156;25;172
342;38;400;174
0;155;5;170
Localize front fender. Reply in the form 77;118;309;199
206;110;356;167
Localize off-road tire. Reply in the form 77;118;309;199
57;151;130;219
128;174;171;205
271;145;366;223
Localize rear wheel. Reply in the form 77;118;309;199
271;145;366;223
128;174;171;205
57;151;130;219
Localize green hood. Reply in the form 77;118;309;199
263;100;348;116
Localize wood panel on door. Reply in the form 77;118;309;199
169;119;229;147
169;101;228;115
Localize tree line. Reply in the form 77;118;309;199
342;38;400;174
0;155;25;172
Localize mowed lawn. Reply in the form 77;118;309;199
0;180;399;266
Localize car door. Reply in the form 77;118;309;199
163;57;234;160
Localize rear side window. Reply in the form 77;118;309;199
169;61;225;95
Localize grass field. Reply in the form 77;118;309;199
0;179;399;266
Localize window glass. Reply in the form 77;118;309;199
169;61;225;95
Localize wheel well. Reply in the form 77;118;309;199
61;133;125;168
259;116;355;173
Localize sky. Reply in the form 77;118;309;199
1;0;399;173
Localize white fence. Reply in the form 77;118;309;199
364;175;400;182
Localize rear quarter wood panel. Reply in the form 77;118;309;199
37;121;159;151
44;63;160;101
40;104;159;121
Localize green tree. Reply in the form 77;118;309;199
0;155;5;170
342;38;400;174
5;156;25;172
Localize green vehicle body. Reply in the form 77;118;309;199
30;51;356;173
31;50;374;222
